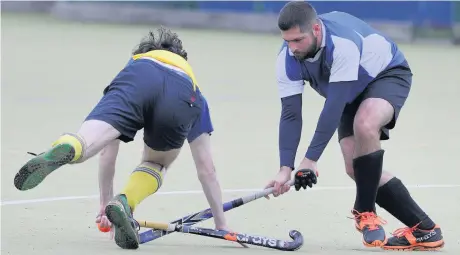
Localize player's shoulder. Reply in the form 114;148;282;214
319;11;362;24
277;41;291;58
276;42;302;81
321;11;395;46
277;41;300;69
321;13;361;42
319;12;367;61
116;57;156;78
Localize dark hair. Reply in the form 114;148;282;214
278;1;318;32
132;26;188;60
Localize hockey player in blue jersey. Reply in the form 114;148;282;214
264;1;444;251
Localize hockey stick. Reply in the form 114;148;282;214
138;220;303;251
139;180;294;244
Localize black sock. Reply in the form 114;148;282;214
353;150;384;213
376;177;436;230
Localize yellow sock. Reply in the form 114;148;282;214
121;164;163;212
51;133;84;162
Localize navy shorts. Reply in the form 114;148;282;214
85;58;206;151
337;64;413;142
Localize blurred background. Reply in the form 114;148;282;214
2;3;460;254
2;0;460;45
1;1;459;194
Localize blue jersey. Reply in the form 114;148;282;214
277;11;408;168
122;56;214;143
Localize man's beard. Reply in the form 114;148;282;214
294;34;319;61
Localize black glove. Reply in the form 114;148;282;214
294;169;317;191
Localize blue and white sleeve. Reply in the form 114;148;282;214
277;46;305;169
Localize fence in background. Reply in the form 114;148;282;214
3;1;460;44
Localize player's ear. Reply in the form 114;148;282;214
312;23;321;37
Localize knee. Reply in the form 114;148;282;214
140;161;165;173
353;98;394;141
353;113;381;141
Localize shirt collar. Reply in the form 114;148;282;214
319;19;326;48
304;19;326;62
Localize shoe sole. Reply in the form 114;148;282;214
382;240;445;251
363;238;387;248
105;201;139;250
14;144;75;191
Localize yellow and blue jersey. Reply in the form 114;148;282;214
123;50;213;142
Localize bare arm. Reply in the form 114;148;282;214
189;133;227;229
98;139;120;207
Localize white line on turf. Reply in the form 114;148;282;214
2;184;459;206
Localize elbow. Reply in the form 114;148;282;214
196;159;217;182
281;110;301;122
198;170;217;184
280;108;302;129
197;166;216;182
99;142;119;168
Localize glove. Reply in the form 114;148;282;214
294;169;317;191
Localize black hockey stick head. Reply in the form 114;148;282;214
235;229;304;251
176;225;304;252
284;230;304;251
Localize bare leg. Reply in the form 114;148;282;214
350;98;395;247
353;98;394;158
340;136;394;187
73;120;122;163
352;98;395;213
142;144;181;167
141;143;182;175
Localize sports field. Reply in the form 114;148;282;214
2;13;460;254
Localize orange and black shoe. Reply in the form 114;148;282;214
382;223;444;251
351;210;387;247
